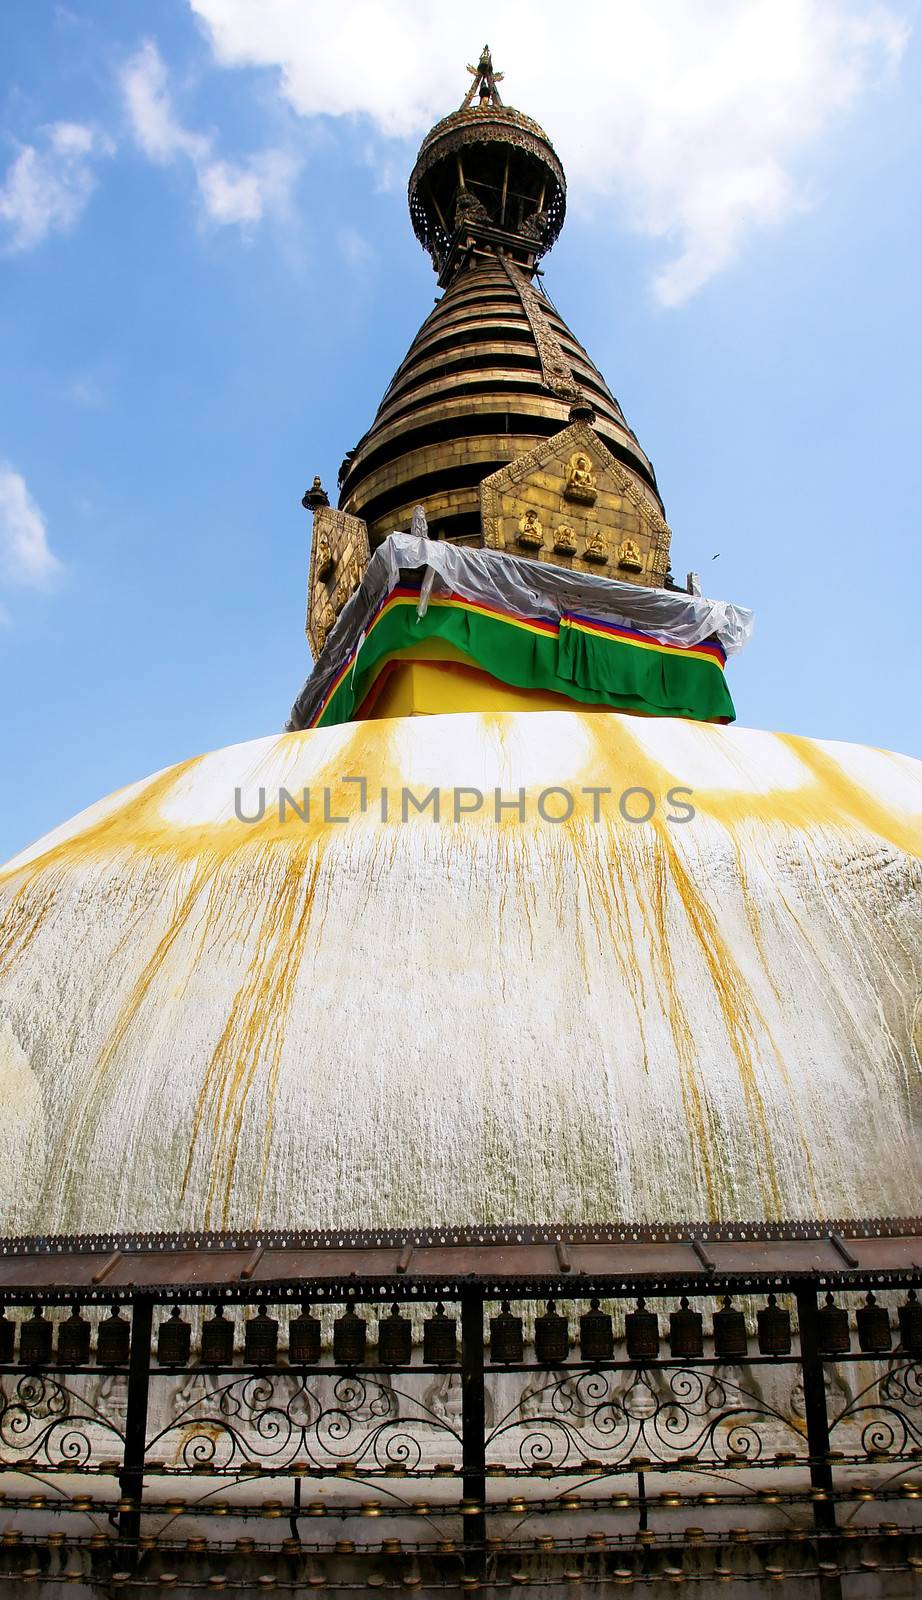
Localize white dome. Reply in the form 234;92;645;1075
0;709;920;1236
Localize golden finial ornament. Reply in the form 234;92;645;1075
462;45;505;109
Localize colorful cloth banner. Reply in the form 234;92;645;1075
558;612;733;723
310;586;735;728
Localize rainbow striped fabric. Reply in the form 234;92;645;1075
310;586;735;728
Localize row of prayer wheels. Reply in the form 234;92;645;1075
0;1300;455;1369
1;1290;920;1368
0;1304;133;1367
492;1290;922;1366
188;1301;457;1369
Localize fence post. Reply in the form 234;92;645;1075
460;1287;487;1576
795;1284;841;1600
118;1295;154;1545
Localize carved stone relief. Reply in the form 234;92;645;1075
307;507;371;658
480;420;671;585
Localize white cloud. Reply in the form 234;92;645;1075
337;224;374;269
0;466;61;591
188;0;909;303
121;39;207;165
50;123;95;157
198;148;298;224
70;376;105;409
0;121;110;252
120;39;298;228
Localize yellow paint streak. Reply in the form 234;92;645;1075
687;738;922;863
1;711;920;1233
0;744;364;1227
47;853;223;1212
644;835;720;1216
566;823;652;1076
583;716;797;1215
0;729;387;889
182;840;325;1228
660;832;782;1214
0;759;203;882
0;864;66;981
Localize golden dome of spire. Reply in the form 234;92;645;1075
337;53;663;553
408;47;566;280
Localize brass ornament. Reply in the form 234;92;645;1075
462;45;505;111
408;80;566;270
584;530;608;564
617;538;643;573
306;506;370;659
516;508;544;549
302;475;329;513
564;451;597;505
498;255;577;399
316;602;336;652
481;420;671;585
338;555;362;601
552;524;576;555
454;190;491;229
315;531;334;583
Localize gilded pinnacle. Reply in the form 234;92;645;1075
462;44;504;109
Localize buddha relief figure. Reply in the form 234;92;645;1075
553;523;577;555
564;450;597;504
617;537;643;573
341;556;361;595
315;529;334;581
584;529;608;564
316;600;336;651
516;507;544;549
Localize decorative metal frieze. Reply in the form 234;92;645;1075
144;1368;461;1476
411;106;565;193
497;255;577;399
0;1371;124;1468
828;1358;922;1459
0;1282;918;1592
2;1214;919;1261
485;1364;808;1474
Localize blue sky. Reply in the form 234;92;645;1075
1;0;920;862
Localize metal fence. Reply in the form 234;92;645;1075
0;1258;920;1591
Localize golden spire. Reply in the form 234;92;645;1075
462;44;504;109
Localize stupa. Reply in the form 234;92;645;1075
0;49;919;1596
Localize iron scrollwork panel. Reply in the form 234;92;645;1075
145;1369;463;1475
485;1365;809;1474
828;1358;922;1460
0;1372;126;1469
